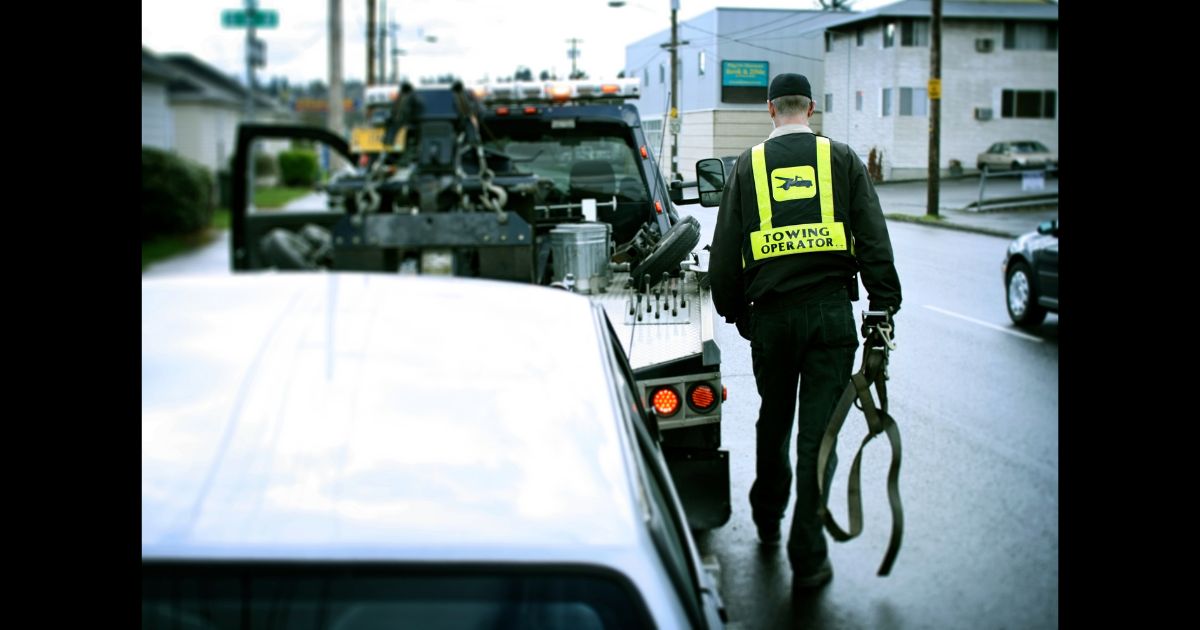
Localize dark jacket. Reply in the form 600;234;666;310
709;129;902;323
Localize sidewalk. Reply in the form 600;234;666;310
874;173;1058;238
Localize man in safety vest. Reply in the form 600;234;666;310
709;72;902;591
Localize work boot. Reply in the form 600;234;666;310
792;558;833;591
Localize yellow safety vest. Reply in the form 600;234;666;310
747;135;850;262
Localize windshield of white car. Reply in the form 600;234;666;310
143;564;655;629
1013;141;1049;153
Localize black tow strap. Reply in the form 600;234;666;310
816;327;904;576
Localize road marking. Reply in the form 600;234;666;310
923;305;1044;343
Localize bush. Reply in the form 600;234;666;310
278;149;319;186
142;147;214;241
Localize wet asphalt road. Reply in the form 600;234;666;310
683;206;1058;630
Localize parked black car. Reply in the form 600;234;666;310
1003;219;1058;326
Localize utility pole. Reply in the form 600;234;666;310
379;0;388;83
566;38;582;79
328;0;345;169
245;0;258;200
366;0;376;84
669;1;679;181
926;0;942;217
389;19;400;83
663;1;687;181
244;0;257;123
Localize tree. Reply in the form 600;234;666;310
306;79;328;97
539;70;555;81
617;70;626;79
514;66;533;81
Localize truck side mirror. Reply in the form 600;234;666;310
696;158;725;207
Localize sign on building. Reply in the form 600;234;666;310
293;98;354;113
721;60;769;104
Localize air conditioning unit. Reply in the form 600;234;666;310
975;38;994;53
974;107;993;121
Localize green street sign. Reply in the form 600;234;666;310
221;9;279;29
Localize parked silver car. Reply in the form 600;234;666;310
142;273;725;629
977;140;1057;172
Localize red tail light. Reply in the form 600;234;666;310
654;200;663;214
495;106;510;115
688;384;717;412
651;387;681;417
640;146;648;159
523;106;538;115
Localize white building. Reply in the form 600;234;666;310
624;8;851;182
821;0;1058;179
141;49;177;151
623;0;1058;182
141;48;293;175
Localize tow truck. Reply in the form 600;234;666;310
229;77;731;530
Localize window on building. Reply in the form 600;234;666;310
899;87;928;116
825;32;834;53
644;68;649;86
901;19;930;46
882;88;892;116
825;93;833;112
883;22;895;48
857;28;864;47
1003;21;1058;50
856;90;863;112
698;50;705;75
1001;89;1057;119
659;63;665;84
644;118;663;158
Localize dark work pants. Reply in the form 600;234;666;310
748;289;857;573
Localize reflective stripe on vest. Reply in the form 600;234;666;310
749;135;848;261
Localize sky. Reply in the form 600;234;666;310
142;0;897;86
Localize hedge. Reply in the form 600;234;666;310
142;147;214;241
278;149;319;187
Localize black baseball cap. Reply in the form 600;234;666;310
768;73;813;101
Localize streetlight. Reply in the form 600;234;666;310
609;1;684;181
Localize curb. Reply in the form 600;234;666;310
883;213;1016;239
963;193;1058;212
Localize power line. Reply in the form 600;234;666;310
677;15;829;62
698;8;835;39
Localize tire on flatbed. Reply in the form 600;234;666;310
631;216;700;291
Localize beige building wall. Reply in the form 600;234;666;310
669;109;778;182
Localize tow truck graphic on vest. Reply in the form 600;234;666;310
775;175;813;190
